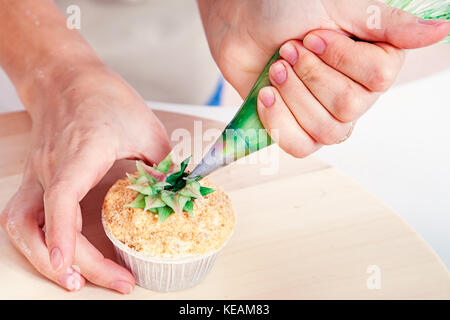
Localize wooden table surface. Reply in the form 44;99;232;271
0;111;448;299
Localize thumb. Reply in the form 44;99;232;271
141;128;171;165
44;149;114;273
327;0;450;49
132;113;172;166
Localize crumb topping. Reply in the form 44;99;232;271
102;177;235;259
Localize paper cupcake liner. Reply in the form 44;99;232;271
102;215;230;292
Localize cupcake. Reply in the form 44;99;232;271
102;154;235;292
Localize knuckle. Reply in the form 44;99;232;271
216;40;241;82
333;90;362;122
296;52;318;82
330;49;346;71
313;123;347;146
369;65;396;92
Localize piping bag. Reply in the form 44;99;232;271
189;51;280;178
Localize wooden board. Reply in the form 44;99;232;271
0;111;448;299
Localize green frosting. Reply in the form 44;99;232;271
125;153;215;222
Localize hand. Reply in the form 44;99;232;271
198;0;450;156
0;64;171;293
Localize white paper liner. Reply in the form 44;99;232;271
102;214;231;292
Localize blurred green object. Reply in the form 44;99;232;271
190;0;449;178
387;0;449;43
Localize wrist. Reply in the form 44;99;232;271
17;43;106;116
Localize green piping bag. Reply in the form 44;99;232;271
190;51;280;178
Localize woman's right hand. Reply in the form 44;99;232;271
0;63;171;293
199;0;450;157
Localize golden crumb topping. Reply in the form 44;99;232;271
102;176;235;259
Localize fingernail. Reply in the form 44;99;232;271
270;62;287;85
280;42;298;65
110;280;133;294
50;247;63;271
259;87;275;108
338;122;355;144
303;34;327;55
58;268;82;291
417;18;447;26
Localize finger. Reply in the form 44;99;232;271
144;116;172;164
268;59;353;145
74;233;135;294
326;0;450;48
125;110;172;166
279;40;378;123
257;86;322;158
44;148;114;273
2;182;86;291
301;30;404;92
